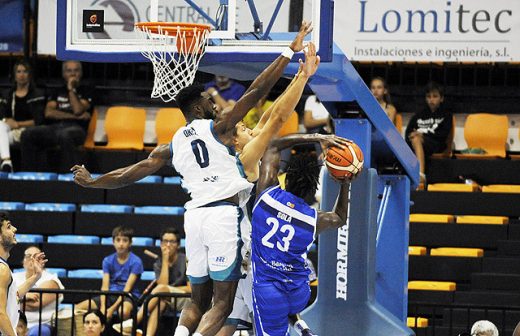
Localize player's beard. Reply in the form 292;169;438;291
0;233;15;251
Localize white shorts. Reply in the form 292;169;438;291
226;270;253;328
184;204;244;283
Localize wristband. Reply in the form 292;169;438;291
282;47;295;59
294;320;310;335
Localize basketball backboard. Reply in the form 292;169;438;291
56;0;333;64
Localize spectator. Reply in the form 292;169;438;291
114;228;189;336
0;60;45;172
77;226;143;321
242;94;273;129
16;312;28;336
20;60;93;173
204;75;246;110
83;310;106;336
405;82;452;184
370;77;397;125
471;320;499;336
14;246;65;336
303;95;331;135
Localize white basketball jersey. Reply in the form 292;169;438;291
171;119;253;209
0;258;19;333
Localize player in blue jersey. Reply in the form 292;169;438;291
251;138;354;336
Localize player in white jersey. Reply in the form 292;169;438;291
72;21;312;336
0;212;47;336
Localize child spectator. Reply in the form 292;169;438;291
77;226;143;321
405;82;453;184
370;77;397;125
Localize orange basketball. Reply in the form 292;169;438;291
325;142;364;180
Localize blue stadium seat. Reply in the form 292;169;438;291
132;237;154;246
0;202;25;211
16;234;44;243
58;173;101;181
47;235;100;245
136;175;162;184
46;268;67;278
141;271;155;281
25;203;76;212
134;206;184;215
0;172;7;179
13;268;24;273
81;204;132;213
100;237;113;245
8;172;58;180
68;269;103;279
58;303;73;310
163;176;181;184
155;238;185;247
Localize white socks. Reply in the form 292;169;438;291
173;326;189;336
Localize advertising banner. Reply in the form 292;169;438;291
334;0;519;62
0;0;25;53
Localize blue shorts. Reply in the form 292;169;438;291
252;281;310;336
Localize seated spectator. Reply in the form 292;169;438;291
16;312;28;336
405;82;452;184
14;246;65;336
242;94;273;129
370;77;397;125
471;320;499;336
114;228;189;336
83;310;106;336
20;60;93;173
77;226;143;322
0;60;45;172
303;95;332;135
204;75;246;110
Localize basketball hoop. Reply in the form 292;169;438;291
135;22;211;102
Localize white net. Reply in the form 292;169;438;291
135;24;211;102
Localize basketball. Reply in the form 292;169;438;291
325;142;364;180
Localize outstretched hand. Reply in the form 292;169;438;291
289;20;313;52
299;42;320;78
71;164;93;187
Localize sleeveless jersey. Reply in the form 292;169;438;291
0;258;19;332
251;186;317;289
171;119;253;210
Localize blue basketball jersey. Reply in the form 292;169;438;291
251;185;317;289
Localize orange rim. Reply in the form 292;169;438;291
135;22;211;36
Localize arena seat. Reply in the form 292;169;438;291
8;172;58;181
141;271;155;281
482;184;520;193
456;113;509;158
430;247;484;257
103;236;153;246
407;317;428;328
136;175;162;184
104;106;146;150
134;206;184;215
80;204;133;213
277;111;299;137
83;108;98;149
67;269;103;279
15;234;44;243
0;202;25;210
155;108;186;145
46;268;67;277
409;246;427;256
456;215;509;225
427;183;478;192
155;238;186;247
0;172;7;179
409;214;455;223
163;176;181;184
408;281;456;291
47;235;100;245
25;203;76;212
431;115;456;159
57;173;101;182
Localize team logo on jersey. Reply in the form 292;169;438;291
286;202;295;208
214;256;226;264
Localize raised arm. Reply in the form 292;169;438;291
213;21;312;137
315;182;350;234
72;144;171;189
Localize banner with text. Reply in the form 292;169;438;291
334;0;519;62
0;0;24;53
